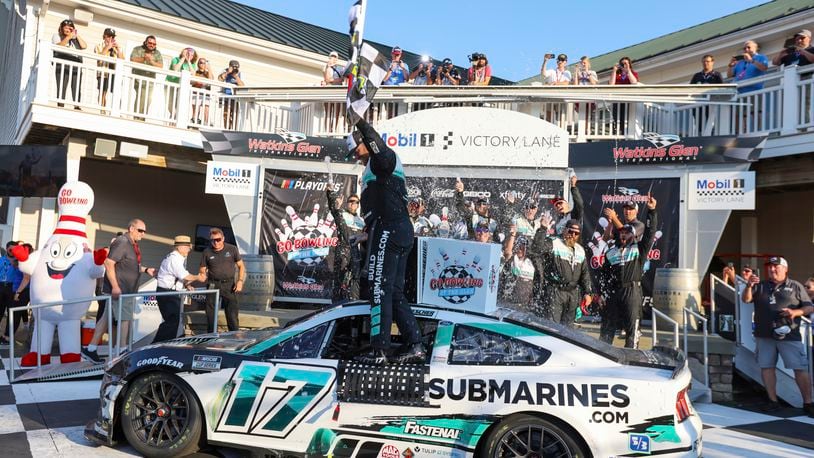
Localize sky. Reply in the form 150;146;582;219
238;0;768;82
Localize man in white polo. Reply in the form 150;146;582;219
743;256;814;415
153;235;202;343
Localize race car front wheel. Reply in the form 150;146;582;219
482;414;589;458
121;372;203;457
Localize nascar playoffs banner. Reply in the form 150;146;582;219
416;237;501;313
259;169;356;301
576;178;681;310
405;176;563;236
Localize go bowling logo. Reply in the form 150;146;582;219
275;205;338;266
429;248;484;305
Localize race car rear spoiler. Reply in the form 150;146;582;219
621;345;686;378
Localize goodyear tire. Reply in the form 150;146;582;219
121;372;203;457
481;414;589;458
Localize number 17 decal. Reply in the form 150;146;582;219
216;362;336;437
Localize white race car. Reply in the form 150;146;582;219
85;302;702;457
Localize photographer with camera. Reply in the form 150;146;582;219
727;40;768;93
541;53;571;85
94;28;124;111
436;58;461;85
383;46;409;86
409;55;435;85
219;59;245;129
773;29;814;67
467;52;491;86
609;56;638;85
742;256;814;415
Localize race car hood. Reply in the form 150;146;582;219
143;329;283;352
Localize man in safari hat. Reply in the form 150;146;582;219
152;235;204;343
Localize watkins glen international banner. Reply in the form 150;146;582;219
569;135;765;167
259;169;356;301
201;129;352;163
576;178;681;313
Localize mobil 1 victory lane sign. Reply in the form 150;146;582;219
688;171;755;210
375;107;568;168
205;161;258;197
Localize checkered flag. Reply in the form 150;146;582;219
201;130;252;155
642;132;681;148
347;43;388;125
276;128;307;144
442;131;454;150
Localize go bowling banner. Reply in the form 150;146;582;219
259;169;356;301
576;178;681;309
416;237;501;313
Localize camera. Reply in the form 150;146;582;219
469;52;482;62
733;55;745;61
772;315;797;340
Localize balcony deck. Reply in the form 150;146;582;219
9;42;814;159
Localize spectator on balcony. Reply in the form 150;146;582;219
219;60;245;129
383;46;409;86
322;51;345;86
773;29;814;67
192;57;214;125
166;48;198;118
467;53;492;86
436;58;461;85
93;28;123;111
129;35;164;118
410;57;436;85
52;19;87;107
573;56;598;85
690;55;723;84
609;57;638;85
541;53;571;85
727;40;769;94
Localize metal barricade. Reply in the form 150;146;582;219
8;295;112;383
708;273;735;335
683;307;709;388
802;316;813;401
651;307;679;349
111;289;220;357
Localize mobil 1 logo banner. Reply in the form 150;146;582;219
576;178;680;310
688;171;755;210
405;176;562;237
259;169;356;301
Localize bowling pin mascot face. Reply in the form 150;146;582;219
13;181;107;367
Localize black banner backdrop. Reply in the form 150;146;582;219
404;176;564;236
576;178;681;313
260;169;357;301
201;130;353;163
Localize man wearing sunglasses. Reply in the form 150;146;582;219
200;227;245;332
346;118;424;365
530;218;593;327
599;194;658;348
454;178;499;241
549;174;584;236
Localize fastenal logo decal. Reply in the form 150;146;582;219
403;421;462;440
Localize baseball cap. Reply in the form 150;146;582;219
345;130;363;157
549;196;566;205
391;46;402;54
475;197;489;205
442;58;452;65
766;256;788;267
564;219;581;232
329;51;339;58
523;198;538;209
515;236;529;247
623;201;638;210
173;235;192;246
620;224;637;236
103;28;116;37
474;221;492;233
557;53;568;61
796;29;812;38
228;59;240;68
409;197;425;206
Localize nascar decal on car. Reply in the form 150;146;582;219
215;361;336;438
135;355;183;369
428;379;630;407
191;354;222;371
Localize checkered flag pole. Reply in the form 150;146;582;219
346;43;388;125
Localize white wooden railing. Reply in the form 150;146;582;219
20;41;814;143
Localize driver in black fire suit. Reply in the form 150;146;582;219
346;119;425;365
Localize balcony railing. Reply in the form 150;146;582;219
16;41;814;145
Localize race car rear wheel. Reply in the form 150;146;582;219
482;414;589;458
121;372;203;457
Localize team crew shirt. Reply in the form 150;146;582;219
200;243;241;281
103;234;141;293
751;278;812;341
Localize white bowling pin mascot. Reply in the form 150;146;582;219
12;181;107;367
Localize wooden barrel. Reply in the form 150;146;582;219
240;255;276;311
652;268;702;331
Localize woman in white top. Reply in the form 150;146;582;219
573;56;598;85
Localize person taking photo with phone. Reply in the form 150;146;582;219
728;40;769;93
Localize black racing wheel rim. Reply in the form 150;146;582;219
128;377;191;448
494;423;574;458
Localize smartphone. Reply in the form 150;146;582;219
544;53;555;59
733;55;746;61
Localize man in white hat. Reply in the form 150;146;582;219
773;29;814;67
152;235;203;343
